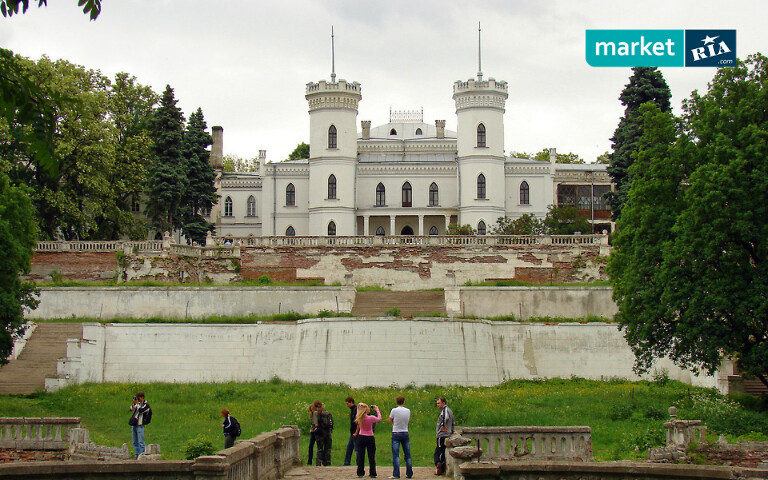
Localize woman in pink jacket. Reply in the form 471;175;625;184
353;402;381;478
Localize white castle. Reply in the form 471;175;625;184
209;54;612;238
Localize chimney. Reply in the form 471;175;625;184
549;147;557;164
258;150;266;176
435;120;446;139
361;120;371;139
211;126;224;169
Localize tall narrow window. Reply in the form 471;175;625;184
520;181;530;205
429;182;439;206
328;221;336;236
328;125;337;149
477;174;486;199
415;128;423;135
286;183;295;206
285;226;296;236
247;195;257;216
429;226;439;235
477;123;486;147
376;182;386;206
477;220;486;236
402;182;412;207
328;174;337;199
376;226;385;236
224;197;233;217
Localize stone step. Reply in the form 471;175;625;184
352;291;446;317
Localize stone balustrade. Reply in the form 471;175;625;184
455;426;593;462
0;417;81;450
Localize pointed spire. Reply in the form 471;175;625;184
477;22;483;82
331;26;336;83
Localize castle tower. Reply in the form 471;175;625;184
453;27;508;232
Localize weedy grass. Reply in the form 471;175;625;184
1;379;766;464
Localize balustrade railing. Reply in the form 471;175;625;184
456;426;593;462
0;417;81;450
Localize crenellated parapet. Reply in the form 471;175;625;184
453;78;509;112
305;79;361;112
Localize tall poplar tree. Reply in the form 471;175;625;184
606;67;671;221
180;107;217;244
145;85;187;234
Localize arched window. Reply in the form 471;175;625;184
520;181;530;205
477;123;486;147
375;226;385;236
224;196;233;217
415;128;423;135
286;183;295;206
429;226;439;235
390;128;397;135
246;195;256;216
402;181;412;207
327;221;336;236
477;220;486;236
285;226;296;236
401;226;414;235
328;174;337;199
477;174;486;199
328;125;337;149
429;182;439;206
376;182;386;206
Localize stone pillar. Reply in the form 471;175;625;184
444;215;451;232
258;150;266;177
364;215;370;236
193;455;228;480
435;120;446;139
161;231;171;257
418;214;424;236
205;231;215;247
390;215;396;235
210;126;223;170
361;120;371;139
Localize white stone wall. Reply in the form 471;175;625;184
57;320;726;392
450;287;618;319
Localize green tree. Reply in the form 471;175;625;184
222;154;257;172
287;142;309;160
180;107;217;245
543;206;592;235
606;67;672;221
447;223;476;235
145;85;187;234
517;149;585;163
608;54;768;388
0;172;38;364
1;0;101;19
491;214;545;235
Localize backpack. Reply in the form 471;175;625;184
318;410;333;431
143;405;153;425
230;416;241;437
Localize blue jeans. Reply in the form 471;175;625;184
132;425;145;458
344;433;356;465
391;432;413;478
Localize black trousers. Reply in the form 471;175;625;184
356;435;376;477
434;436;447;467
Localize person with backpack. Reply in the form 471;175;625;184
129;391;151;458
312;400;333;466
221;409;241;449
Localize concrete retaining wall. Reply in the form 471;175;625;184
53;320;727;392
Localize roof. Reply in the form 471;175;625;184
365;122;457;141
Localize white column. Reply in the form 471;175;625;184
418;214;424;236
445;215;451;232
390;215;396;235
364;215;370;236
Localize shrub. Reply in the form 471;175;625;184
643;406;667;420
652;367;670;386
384;307;401;317
49;269;63;283
624;426;665;451
608;403;634;421
184;435;216;459
256;275;272;285
687;392;768;437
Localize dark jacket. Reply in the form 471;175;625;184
349;404;358;434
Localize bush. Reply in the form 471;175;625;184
687;392;768;437
49;269;63;283
608;403;634;421
384;307;401;317
652;367;670;386
624;426;665;451
184;435;216;459
256;275;272;285
643;406;667;420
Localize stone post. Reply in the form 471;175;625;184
361;120;371;139
205;231;215;247
435;120;446;139
161;231;171;257
193;455;228;480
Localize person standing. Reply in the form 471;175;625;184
433;397;454;476
314;401;333;466
354;403;381;478
344;396;358;466
221;409;240;449
386;396;413;479
129;391;151;459
307;402;318;465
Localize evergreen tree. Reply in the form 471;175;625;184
606;67;671;221
180;107;217;245
145;85;187;234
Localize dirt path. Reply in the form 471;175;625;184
285;466;438;480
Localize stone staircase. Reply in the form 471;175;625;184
351;291;446;317
0;323;82;394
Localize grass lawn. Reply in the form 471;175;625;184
1;378;765;464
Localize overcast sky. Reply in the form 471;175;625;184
2;1;766;163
